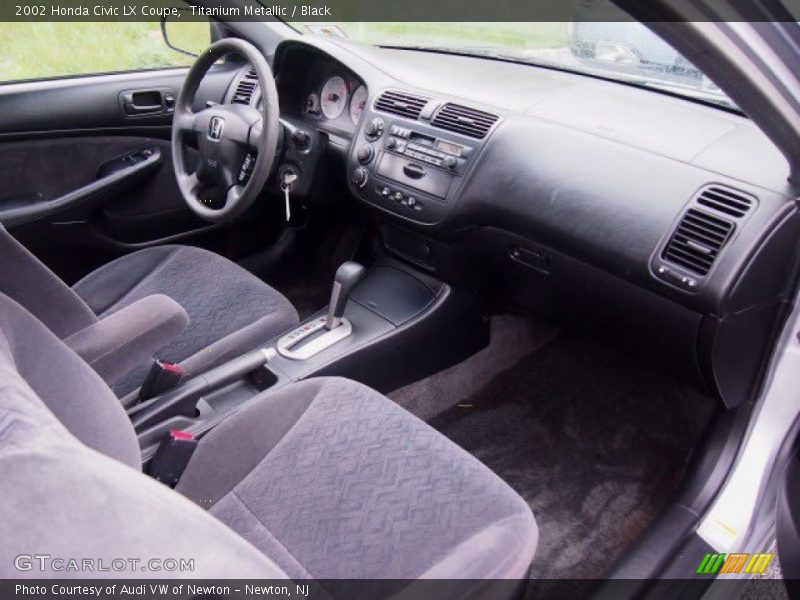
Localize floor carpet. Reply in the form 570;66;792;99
389;314;559;420
427;333;717;590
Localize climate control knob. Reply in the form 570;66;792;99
356;144;374;165
350;166;369;189
364;117;385;141
442;155;457;170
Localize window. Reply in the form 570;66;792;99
0;22;210;83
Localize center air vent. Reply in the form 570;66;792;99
695;184;755;218
432;103;498;139
662;209;735;276
374;90;428;120
232;69;258;105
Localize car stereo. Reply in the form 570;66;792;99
348;114;480;224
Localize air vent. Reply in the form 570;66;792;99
662;209;735;276
232;70;258;105
432;103;499;139
374;90;428;120
695;185;754;218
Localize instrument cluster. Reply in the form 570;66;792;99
304;74;368;127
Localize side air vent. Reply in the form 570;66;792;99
432;103;499;139
695;184;755;218
232;69;258;105
374;90;428;120
662;209;735;276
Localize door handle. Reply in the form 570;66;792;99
125;102;162;114
120;89;174;117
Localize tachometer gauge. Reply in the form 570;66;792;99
320;76;348;119
304;93;320;115
349;85;368;125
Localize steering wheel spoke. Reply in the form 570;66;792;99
226;185;244;207
173;110;200;136
178;171;201;195
247;119;263;152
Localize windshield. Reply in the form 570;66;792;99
300;21;737;110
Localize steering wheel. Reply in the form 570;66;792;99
172;39;280;223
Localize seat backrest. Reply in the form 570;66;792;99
0;225;97;338
0;292;138;466
0;292;284;578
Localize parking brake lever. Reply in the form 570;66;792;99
325;261;366;330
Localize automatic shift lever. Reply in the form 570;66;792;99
275;261;366;361
325;261;366;330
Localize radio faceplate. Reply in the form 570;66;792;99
348;110;483;225
384;126;474;174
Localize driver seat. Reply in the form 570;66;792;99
1;226;299;401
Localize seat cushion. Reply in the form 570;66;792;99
73;245;299;398
177;377;538;581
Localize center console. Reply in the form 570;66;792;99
347;90;494;225
131;256;488;462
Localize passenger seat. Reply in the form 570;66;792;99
0;292;537;586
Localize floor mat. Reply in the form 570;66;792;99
428;335;716;586
390;314;559;420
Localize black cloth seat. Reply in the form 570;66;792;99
0;292;539;586
0;226;298;400
72;245;299;397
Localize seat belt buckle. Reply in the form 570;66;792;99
147;429;198;488
139;359;183;402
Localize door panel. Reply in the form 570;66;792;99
0;64;241;281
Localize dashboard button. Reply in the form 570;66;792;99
364;117;385;141
356;144;374;165
350;167;369;189
292;130;311;148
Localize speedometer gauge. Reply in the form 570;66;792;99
349;85;368;125
320;76;348;119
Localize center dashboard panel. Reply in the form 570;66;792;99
347;90;500;225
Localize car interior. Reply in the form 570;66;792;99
0;10;799;599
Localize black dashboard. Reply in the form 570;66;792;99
226;36;800;409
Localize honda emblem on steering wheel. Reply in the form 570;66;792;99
208;116;225;141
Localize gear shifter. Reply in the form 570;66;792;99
275;261;366;361
325;261;366;330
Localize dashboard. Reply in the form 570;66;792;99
224;37;799;410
